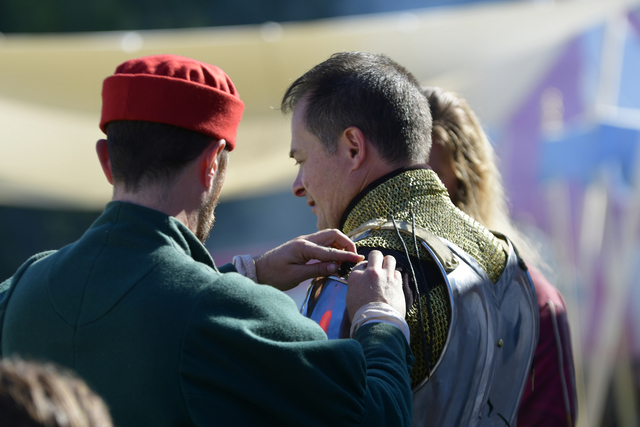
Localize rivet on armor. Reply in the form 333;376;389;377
497;339;504;348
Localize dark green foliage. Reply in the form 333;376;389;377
0;0;504;34
0;0;337;33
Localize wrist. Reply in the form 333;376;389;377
350;302;410;344
232;255;258;283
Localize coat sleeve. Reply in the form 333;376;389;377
216;263;236;274
0;277;11;357
353;322;415;426
179;272;414;427
0;251;56;358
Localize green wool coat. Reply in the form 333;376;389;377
0;201;413;427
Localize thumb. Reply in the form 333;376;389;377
306;261;340;278
302;244;364;265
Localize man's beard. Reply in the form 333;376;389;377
195;151;227;244
195;190;217;244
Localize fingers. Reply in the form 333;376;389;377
303;242;364;264
308;261;340;277
288;260;347;283
253;231;364;290
303;229;358;254
352;251;397;277
382;253;396;272
352;260;368;271
345;250;406;321
366;249;383;267
362;250;396;272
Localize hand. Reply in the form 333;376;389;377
346;250;405;322
254;229;365;291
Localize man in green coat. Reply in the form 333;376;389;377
0;55;414;426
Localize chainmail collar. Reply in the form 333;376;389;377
340;167;506;283
338;166;427;230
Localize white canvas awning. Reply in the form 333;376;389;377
0;0;636;208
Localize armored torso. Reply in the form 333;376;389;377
302;168;538;426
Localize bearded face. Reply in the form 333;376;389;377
195;150;228;244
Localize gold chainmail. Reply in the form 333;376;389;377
342;168;506;387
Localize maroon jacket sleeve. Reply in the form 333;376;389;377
517;265;577;427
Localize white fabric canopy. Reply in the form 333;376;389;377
0;0;636;208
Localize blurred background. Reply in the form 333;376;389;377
1;0;639;425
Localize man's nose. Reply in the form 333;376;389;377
292;170;305;198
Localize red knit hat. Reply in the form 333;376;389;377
100;55;244;151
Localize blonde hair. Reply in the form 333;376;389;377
423;86;545;270
0;357;113;427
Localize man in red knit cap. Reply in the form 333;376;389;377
0;55;414;427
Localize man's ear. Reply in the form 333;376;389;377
201;139;227;189
340;126;367;170
96;139;113;185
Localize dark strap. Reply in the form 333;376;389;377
490;230;528;271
